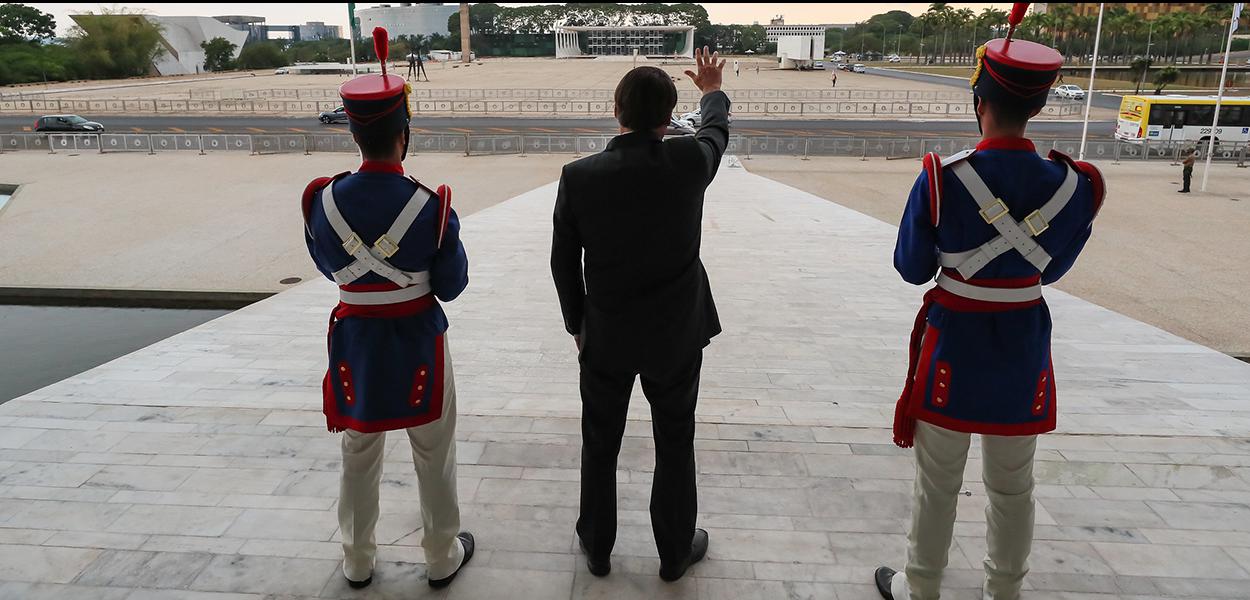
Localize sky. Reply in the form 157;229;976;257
33;3;1011;36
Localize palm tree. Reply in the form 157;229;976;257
952;7;974;63
925;3;954;64
1050;3;1075;54
1154;13;1180;64
978;7;1007;39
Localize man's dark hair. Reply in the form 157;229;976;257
353;129;403;160
981;97;1035;130
614;66;677;131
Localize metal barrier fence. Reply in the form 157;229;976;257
180;87;977;102
0;86;1101;117
0;97;1083;117
3;132;1242;164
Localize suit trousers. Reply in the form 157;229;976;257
892;421;1037;600
338;338;465;582
576;348;703;567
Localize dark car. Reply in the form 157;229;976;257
34;114;104;132
318;106;348;124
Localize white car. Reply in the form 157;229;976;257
852;64;867;73
813;60;824;69
887;55;902;63
274;68;289;75
1055;84;1085;100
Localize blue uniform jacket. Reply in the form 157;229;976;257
303;161;469;432
894;137;1104;438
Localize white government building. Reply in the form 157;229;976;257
357;3;459;39
68;14;248;76
555;25;695;59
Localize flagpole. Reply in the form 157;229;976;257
1200;6;1238;192
1078;3;1104;161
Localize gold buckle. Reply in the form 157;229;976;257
1024;210;1050;236
979;198;1010;224
342;233;364;255
373;234;400;258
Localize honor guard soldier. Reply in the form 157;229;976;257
301;27;474;591
876;4;1105;599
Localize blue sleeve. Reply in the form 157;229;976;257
894;171;939;285
304;201;339;282
430;208;469;302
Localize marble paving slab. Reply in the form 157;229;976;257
2;156;1248;599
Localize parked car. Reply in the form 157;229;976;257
34;114;104;132
677;109;734;128
274;67;289;75
1055;84;1086;100
886;55;902;63
666;117;695;136
813;60;825;69
852;63;867;73
318;106;348;124
838;62;853;71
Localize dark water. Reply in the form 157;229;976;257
0;305;229;403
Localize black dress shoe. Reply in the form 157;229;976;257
428;531;475;589
659;528;708;582
578;535;610;577
874;566;897;599
345;575;372;589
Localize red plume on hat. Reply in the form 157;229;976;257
373;27;389;76
1006;3;1029;43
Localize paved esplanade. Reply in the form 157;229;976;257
2;158;1248;598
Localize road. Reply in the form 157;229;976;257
0;114;1115;139
867;67;1123;110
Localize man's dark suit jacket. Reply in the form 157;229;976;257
551;91;730;366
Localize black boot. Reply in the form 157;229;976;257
659;528;708;582
578;535;611;577
428;531;476;589
874;566;897;599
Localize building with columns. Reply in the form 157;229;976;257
555;25;695;59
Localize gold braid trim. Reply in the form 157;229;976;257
403;81;413;119
970;44;988;89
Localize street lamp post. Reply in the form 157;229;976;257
896;25;902;57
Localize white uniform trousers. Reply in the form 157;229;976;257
892;421;1038;600
338;338;466;582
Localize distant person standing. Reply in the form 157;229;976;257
1180;147;1197;193
754;64;759;74
407;52;417;79
734;59;740;77
831;69;837;88
416;52;429;82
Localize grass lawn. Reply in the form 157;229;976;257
881;65;1208;92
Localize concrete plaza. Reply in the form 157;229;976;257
1;158;1249;598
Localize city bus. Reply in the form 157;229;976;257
1115;95;1250;144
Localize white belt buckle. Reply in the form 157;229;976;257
374;234;400;258
979;198;1010;224
1023;210;1049;236
342;233;364;255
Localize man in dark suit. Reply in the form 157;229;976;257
550;47;729;582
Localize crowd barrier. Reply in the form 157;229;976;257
182;87;976;102
0;97;1081;117
3;132;1241;165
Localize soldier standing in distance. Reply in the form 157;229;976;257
1180;147;1197;193
301;27;474;591
876;4;1106;599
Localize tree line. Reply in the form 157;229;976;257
830;3;1248;66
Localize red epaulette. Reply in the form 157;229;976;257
301;171;350;223
435;184;452;249
407;177;453;249
921;152;943;227
1048;149;1106;216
